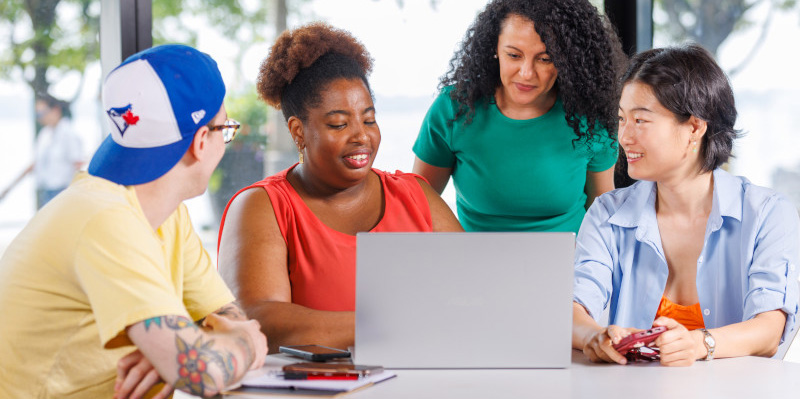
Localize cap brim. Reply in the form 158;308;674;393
88;132;195;186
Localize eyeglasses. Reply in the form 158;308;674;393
209;119;241;144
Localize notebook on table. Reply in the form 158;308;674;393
354;232;575;369
237;369;397;396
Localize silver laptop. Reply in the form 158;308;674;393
354;232;574;369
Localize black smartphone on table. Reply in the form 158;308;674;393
278;344;352;362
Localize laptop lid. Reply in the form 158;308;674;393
354;232;574;369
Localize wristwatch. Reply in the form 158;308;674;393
699;328;716;360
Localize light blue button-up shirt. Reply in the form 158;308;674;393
574;169;799;341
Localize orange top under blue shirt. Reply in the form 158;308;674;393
654;296;706;331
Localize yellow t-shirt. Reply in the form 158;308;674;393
0;173;234;398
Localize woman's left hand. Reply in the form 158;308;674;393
652;317;706;367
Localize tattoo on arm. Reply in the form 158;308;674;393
213;302;247;320
174;335;220;395
235;335;254;372
143;315;199;332
143;317;162;330
139;315;241;392
172;334;240;393
166;316;200;330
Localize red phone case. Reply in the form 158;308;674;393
282;362;384;378
612;326;667;354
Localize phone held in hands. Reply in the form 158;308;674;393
278;344;352;362
282;362;384;380
613;326;666;362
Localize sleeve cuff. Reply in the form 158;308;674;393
187;291;236;322
574;278;607;322
744;286;799;343
102;304;191;349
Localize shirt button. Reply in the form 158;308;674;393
703;309;711;316
698;256;703;264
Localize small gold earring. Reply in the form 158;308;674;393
298;151;304;164
692;141;698;153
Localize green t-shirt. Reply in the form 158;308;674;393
413;87;618;233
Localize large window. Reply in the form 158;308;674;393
152;0;494;258
653;0;800;210
13;1;794;258
291;0;492;207
150;0;274;253
0;1;102;253
1;0;617;258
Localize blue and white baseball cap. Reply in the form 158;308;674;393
88;44;226;185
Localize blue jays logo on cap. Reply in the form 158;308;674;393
88;44;225;186
106;104;141;137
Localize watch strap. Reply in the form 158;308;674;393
700;328;715;361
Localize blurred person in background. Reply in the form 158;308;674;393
0;94;84;208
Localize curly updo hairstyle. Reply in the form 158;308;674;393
257;22;374;122
442;0;626;143
621;44;739;173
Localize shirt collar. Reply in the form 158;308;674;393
712;168;743;222
608;168;743;231
608;180;657;229
607;180;662;254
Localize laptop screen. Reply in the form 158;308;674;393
354;232;575;369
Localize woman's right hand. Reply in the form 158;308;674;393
583;325;641;364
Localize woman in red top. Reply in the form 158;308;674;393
217;23;463;353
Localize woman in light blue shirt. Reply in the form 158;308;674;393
572;44;799;366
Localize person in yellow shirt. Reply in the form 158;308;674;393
0;44;267;399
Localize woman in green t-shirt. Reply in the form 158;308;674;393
413;0;627;233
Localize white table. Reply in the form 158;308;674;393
174;350;800;398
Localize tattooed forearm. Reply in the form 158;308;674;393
235;334;254;372
173;335;222;395
213;302;247;321
133;313;254;395
143;315;199;331
204;341;239;386
166;316;200;330
222;353;238;386
143;317;163;331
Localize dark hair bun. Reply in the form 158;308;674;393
257;22;373;109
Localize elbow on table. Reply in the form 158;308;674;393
760;341;780;358
752;331;782;358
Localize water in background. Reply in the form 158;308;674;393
0;90;455;259
3;0;800;256
3;87;800;259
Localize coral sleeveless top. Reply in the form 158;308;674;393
654;296;706;331
219;166;433;311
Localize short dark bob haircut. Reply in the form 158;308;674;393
621;44;740;173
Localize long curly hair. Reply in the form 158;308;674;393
442;0;626;142
256;22;374;122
